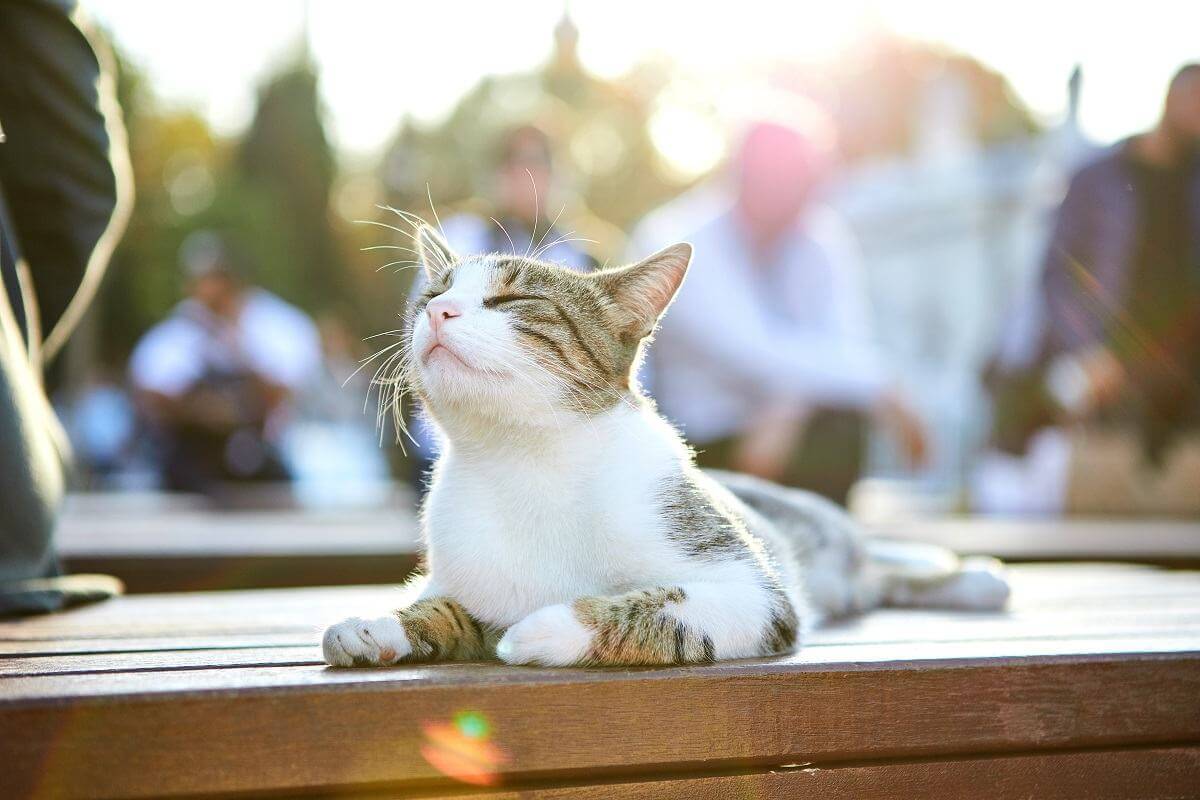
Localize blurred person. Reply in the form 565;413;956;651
632;113;927;503
438;124;602;270
406;124;612;488
129;232;321;496
979;64;1200;515
0;0;131;614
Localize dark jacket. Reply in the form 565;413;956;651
1040;140;1200;358
987;141;1200;454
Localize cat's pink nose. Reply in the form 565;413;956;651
427;298;462;334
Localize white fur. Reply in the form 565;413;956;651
322;615;411;666
885;556;1011;611
496;604;593;666
326;255;781;666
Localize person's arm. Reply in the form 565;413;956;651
1039;170;1130;414
0;0;132;363
1040;170;1105;357
791;218;928;466
128;320;240;431
666;244;887;409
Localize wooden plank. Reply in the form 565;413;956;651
9;562;1186;632
2;565;1198;797
413;747;1200;800
0;646;321;677
4;633;1200;679
2;565;1197;665
5;590;1198;646
60;551;420;593
56;506;422;592
2;651;1198;797
0;634;313;657
874;518;1200;563
55;509;419;556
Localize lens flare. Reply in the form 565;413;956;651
419;710;508;786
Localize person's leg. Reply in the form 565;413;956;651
783;408;867;505
0;197;63;598
0;0;128;613
0;236;123;616
729;402;811;483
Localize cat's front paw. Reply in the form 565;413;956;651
322;615;411;667
496;604;593;667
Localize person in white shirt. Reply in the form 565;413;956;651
633;116;927;501
129;232;321;493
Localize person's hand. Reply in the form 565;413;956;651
1077;346;1126;409
874;390;929;470
1046;347;1126;417
731;404;810;482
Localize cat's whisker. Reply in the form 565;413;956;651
378;205;427;228
530;206;566;259
374;260;421;273
341;339;407;388
490;217;518;257
355;219;413;236
425;185;448;242
523;169;540;258
535;234;598;260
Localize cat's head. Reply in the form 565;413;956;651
401;223;692;430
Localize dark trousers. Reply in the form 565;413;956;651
693;409;867;505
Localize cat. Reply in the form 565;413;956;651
322;223;1008;668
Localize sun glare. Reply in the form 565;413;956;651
87;0;1200;154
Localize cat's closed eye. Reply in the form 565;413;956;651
482;294;552;309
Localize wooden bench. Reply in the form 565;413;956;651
57;497;1200;592
2;563;1198;798
57;507;421;592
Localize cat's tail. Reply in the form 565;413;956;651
708;468;1010;617
862;539;1010;612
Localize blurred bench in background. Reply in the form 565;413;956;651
877;517;1200;567
2;563;1198;798
58;499;420;592
57;493;1200;593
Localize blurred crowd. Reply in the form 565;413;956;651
4;4;1191;521
50;62;1200;520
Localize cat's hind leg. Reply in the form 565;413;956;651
323;596;495;667
496;582;799;667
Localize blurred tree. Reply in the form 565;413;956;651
89;45;229;367
88;39;356;371
237;56;350;312
826;36;1039;164
377;13;686;269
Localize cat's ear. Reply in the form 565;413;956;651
416;223;459;282
597;243;693;338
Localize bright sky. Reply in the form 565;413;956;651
86;0;1199;158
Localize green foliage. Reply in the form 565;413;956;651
95;46;352;365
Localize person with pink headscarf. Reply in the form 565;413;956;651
632;113;926;502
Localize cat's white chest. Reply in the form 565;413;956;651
423;461;625;627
